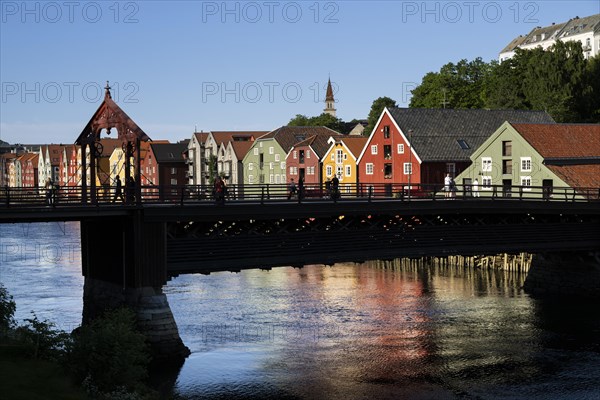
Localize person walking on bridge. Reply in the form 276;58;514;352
113;176;124;203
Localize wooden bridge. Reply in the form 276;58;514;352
2;182;599;363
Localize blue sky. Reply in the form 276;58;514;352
1;0;599;144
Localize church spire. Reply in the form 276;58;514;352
323;77;336;117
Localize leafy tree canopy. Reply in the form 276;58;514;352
365;96;397;134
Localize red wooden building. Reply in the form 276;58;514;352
357;107;555;195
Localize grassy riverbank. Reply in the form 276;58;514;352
0;342;87;400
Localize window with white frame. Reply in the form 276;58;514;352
398;144;404;154
446;163;455;175
171;179;177;185
366;163;374;175
345;165;351;177
254;148;258;155
520;157;532;172
269;174;274;183
269;147;274;155
280;162;285;170
248;163;254;171
336;150;344;164
275;175;280;184
249;175;254;184
293;151;297;159
371;145;378;155
404;162;412;175
307;150;311;159
331;153;334;160
326;165;333;176
293;167;298;175
259;142;263;148
336;165;343;178
308;166;315;175
482;176;492;189
269;162;274;170
275;154;280;162
481;157;492;172
521;176;532;190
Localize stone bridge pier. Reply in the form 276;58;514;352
80;213;190;364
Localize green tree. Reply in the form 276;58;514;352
520;41;589;122
365;96;397;135
410;58;493;109
0;284;16;336
288;113;344;132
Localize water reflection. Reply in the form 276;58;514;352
1;223;599;399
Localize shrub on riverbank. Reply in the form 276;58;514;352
0;284;157;399
68;307;151;394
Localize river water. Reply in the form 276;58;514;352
1;222;599;399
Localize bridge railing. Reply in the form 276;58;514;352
1;183;599;208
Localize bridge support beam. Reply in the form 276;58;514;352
524;252;600;299
80;214;190;364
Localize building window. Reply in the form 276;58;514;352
336;165;343;178
521;157;532;172
269;147;274;155
446;163;455;175
269;174;274;184
171;167;177;174
383;125;390;138
275;154;280;162
398;144;404;154
521;176;532;190
403;162;412;175
502;141;512;156
366;163;374;175
269;162;274;170
345;165;351;177
371;145;378;155
248;174;254;183
293;151;297;159
326;165;333;176
481;157;492;172
307;166;314;175
336;150;343;164
384;163;392;178
254;148;258;155
384;145;392;160
502;160;512;175
280;162;285;170
249;163;253;170
307;150;311;159
299;150;305;164
171;179;177;185
275;175;280;184
482;176;492;189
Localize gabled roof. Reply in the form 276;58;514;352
558;14;600;39
341;137;369;159
546;165;600;188
76;84;150;144
259;126;342;153
208;131;264;146
42;145;65;165
291;133;344;159
230;140;254;161
193;131;209;145
511;123;600;159
386;108;555;162
150;142;188;163
500;35;528;53
521;22;567;46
